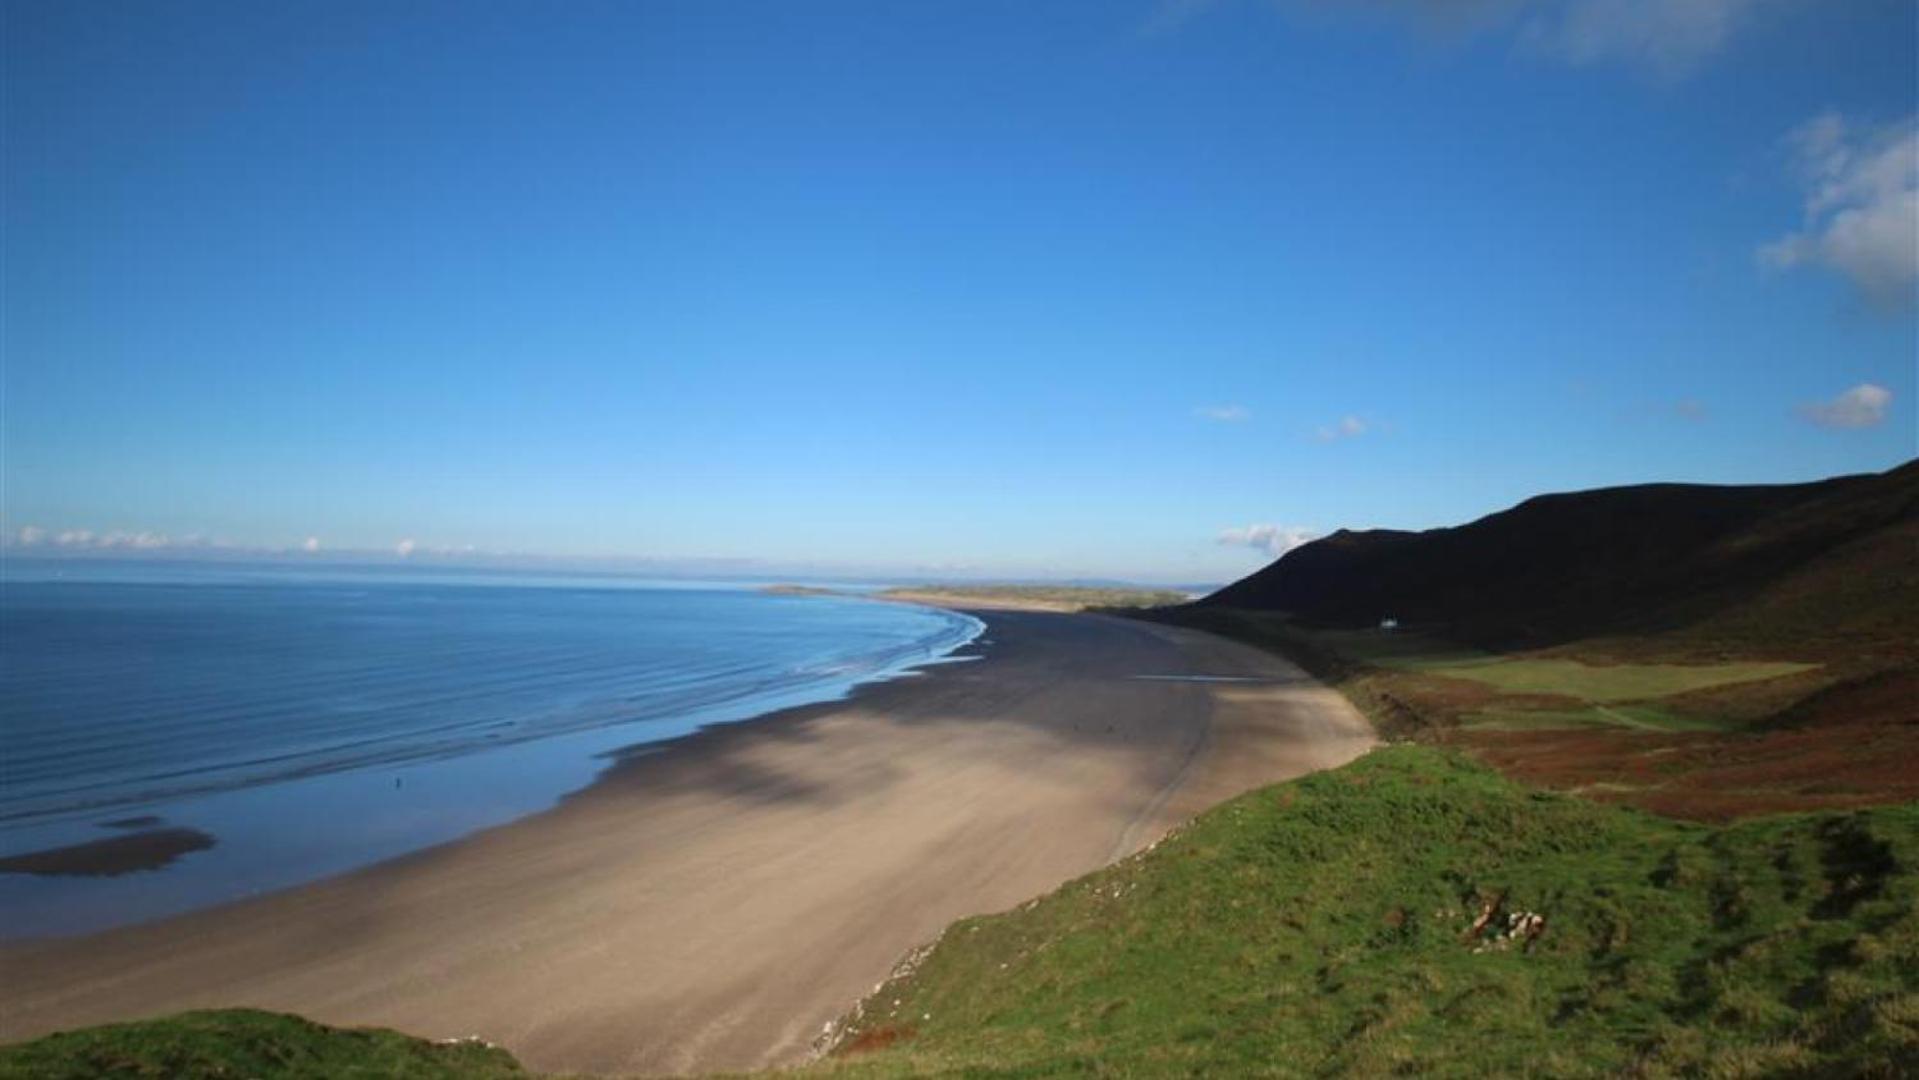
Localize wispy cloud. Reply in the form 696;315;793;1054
1218;523;1317;557
1799;383;1892;429
1516;0;1779;77
1141;0;1221;36
1313;415;1368;442
1195;403;1252;422
10;528;175;551
2;527;506;563
1759;113;1918;312
1673;398;1708;421
1154;1;1785;76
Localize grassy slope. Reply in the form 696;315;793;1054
819;748;1918;1077
0;1009;526;1079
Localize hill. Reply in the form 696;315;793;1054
1162;461;1919;819
815;747;1918;1076
0;1010;525;1079
1200;460;1919;651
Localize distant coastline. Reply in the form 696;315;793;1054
762;582;1193;612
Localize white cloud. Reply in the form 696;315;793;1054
301;537;322;553
1218;523;1318;557
1164;1;1780;75
1760;113;1919;310
8;528;174;550
1799;383;1892;429
98;531;170;550
1517;0;1775;76
1195;404;1252;422
1314;415;1368;442
395;538;418;557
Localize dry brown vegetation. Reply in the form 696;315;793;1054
1154;607;1916;822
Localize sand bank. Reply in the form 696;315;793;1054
0;609;1373;1075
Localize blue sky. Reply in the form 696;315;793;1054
4;0;1915;584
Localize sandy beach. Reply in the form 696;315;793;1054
0;608;1373;1076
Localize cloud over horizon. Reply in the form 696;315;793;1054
1218;523;1318;557
1799;383;1893;429
1759;112;1919;311
10;527;174;551
8;527;377;558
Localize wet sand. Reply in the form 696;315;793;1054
0;609;1374;1075
0;828;216;878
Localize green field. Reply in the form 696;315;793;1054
1156;609;1833;738
1315;628;1816;704
813;747;1917;1077
1433;657;1817;702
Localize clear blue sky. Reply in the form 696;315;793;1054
5;0;1915;583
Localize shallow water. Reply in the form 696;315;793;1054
0;561;980;937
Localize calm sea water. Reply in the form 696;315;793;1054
0;561;981;937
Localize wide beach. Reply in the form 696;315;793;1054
0;606;1374;1075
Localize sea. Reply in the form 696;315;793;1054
0;560;983;938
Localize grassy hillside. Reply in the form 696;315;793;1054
0;1009;526;1079
817;747;1918;1077
1200;461;1917;651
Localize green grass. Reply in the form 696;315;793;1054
1148;608;1833;739
1431;658;1817;703
0;1009;527;1079
816;747;1919;1077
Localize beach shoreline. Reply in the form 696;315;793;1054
0;583;984;938
0;606;1375;1075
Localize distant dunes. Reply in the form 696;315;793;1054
1201;459;1919;650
